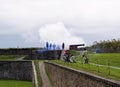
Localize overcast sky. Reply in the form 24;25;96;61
0;0;120;48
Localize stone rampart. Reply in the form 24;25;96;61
26;50;61;60
0;48;35;55
45;62;120;87
0;61;33;81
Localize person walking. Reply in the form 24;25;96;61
82;48;89;64
64;50;70;63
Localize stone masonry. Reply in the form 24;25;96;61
0;61;33;81
45;62;120;87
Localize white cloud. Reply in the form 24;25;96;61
39;22;84;49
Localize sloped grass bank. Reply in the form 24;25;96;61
50;53;120;81
45;65;54;87
88;53;120;67
0;55;25;60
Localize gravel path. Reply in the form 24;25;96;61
39;62;52;87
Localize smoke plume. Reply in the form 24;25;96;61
39;22;84;49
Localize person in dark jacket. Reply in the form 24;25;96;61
64;50;70;63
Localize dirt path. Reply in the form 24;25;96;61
39;62;52;87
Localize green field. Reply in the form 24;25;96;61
50;53;120;81
0;80;33;87
88;53;120;67
0;55;25;60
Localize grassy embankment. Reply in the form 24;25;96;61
0;80;33;87
34;60;42;87
50;52;120;81
0;55;26;60
89;53;120;67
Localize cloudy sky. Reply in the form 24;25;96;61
0;0;120;48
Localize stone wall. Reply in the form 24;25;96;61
0;49;62;60
0;61;33;81
45;62;120;87
0;48;36;55
26;50;61;60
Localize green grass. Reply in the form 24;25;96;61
0;80;33;87
0;55;25;60
88;53;120;67
45;65;54;87
34;60;42;87
50;53;120;81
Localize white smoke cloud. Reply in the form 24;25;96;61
39;22;85;49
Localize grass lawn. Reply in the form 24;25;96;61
50;53;120;81
0;55;25;60
0;80;33;87
88;53;120;67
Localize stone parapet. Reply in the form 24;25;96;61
45;62;120;87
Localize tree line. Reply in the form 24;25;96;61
88;39;120;53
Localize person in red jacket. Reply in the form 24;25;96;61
64;50;70;63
